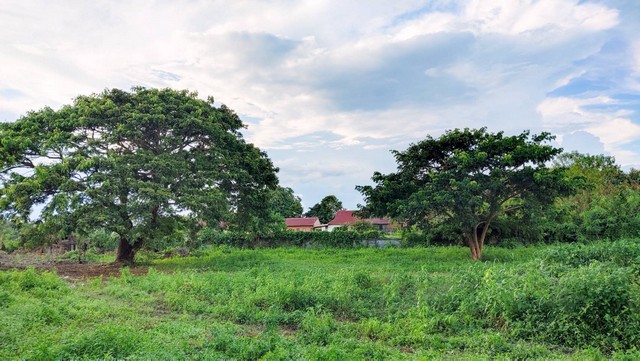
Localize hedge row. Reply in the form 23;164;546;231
198;229;383;248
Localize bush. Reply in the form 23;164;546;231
455;242;640;352
550;262;640;350
0;219;20;252
82;229;119;252
402;230;428;246
350;219;377;232
544;188;640;243
198;229;382;248
0;267;67;292
401;223;467;247
538;239;640;268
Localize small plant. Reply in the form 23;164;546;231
2;241;640;359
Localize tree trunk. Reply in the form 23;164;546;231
467;214;498;261
469;242;481;260
466;234;482;261
115;236;143;265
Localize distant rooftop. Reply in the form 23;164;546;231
328;210;391;225
327;210;358;225
285;217;320;227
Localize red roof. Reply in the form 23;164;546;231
368;217;390;225
285;217;319;227
328;210;391;226
328;210;358;225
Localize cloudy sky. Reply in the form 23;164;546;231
1;0;639;210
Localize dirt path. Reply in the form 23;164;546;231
0;252;148;280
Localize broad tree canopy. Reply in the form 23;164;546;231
358;128;572;260
0;88;279;263
305;195;343;224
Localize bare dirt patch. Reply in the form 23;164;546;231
0;252;147;280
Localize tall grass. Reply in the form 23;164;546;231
1;242;639;359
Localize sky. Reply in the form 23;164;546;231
1;0;640;211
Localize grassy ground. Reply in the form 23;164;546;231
1;243;640;360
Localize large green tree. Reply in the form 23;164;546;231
357;128;572;260
305;195;343;224
0;88;278;263
270;186;303;218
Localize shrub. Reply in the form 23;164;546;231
299;309;337;346
350;219;377;232
198;229;382;248
549;262;640;350
0;219;20;251
56;324;145;359
1;267;67;292
456;247;640;352
402;230;428;246
538;239;640;268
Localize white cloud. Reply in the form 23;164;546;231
274;155;370;186
538;95;640;168
393;12;458;40
537;96;616;128
607;149;640;169
389;0;618;42
0;0;637;208
586;118;640;149
553;70;587;89
463;0;618;35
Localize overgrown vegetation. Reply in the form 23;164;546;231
198;229;383;248
1;241;640;359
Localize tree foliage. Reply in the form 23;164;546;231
0;218;19;252
543;152;640;242
270;186;303;218
0;88;279;263
358;128;573;259
305;195;343;224
199;228;381;248
349;219;377;232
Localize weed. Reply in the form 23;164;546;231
1;242;639;359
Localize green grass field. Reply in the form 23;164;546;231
2;242;640;360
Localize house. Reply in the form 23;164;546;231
368;217;393;232
327;210;358;231
285;217;321;232
326;210;393;232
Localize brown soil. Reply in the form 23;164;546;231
0;252;148;280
